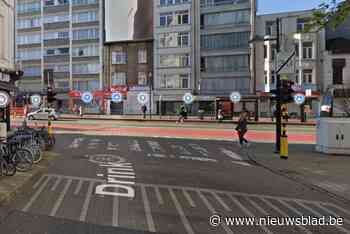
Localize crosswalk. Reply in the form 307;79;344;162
20;174;350;234
66;137;251;167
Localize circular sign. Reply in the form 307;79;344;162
230;92;241;103
137;92;149;105
183;93;194;104
294;93;306;105
30;95;41;106
0;91;10;108
81;92;93;104
111;92;123;103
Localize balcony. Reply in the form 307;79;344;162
200;0;249;8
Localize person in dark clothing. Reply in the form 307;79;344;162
141;105;147;119
235;111;249;146
177;105;187;123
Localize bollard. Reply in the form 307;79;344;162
280;123;288;159
48;120;53;136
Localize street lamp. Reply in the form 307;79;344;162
148;72;153;119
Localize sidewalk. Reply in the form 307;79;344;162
250;142;350;204
59;114;316;126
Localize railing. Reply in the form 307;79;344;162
201;0;249;8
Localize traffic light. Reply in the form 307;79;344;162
47;86;56;104
280;80;294;103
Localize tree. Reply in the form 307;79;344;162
307;0;350;31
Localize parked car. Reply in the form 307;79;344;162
27;108;59;121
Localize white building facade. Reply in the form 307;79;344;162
255;10;325;117
0;0;15;72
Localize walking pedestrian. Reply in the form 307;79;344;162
79;106;83;118
235;111;249;147
177;104;187;124
141;105;147;119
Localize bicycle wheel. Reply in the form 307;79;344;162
5;159;16;176
13;148;33;172
0;158;7;176
32;144;43;164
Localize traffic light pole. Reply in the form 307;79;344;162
275;18;282;153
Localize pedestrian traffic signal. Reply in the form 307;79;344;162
47;87;56;103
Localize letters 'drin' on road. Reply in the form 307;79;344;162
92;155;136;198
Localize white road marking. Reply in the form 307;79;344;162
183;189;196;208
74;180;84;195
169;188;195;234
112;196;119;227
278;199;303;216
50;179;72;217
231;161;251;167
147;141;164;153
23;176;50;212
33;175;45;189
107;142;118;151
260;198;308;234
79;181;95;222
171;145;191;155
221;148;243;161
141;185;156;232
189;144;209;157
51;177;62;191
231;196;272;234
130;140;141;152
154;186;164;205
316;204;350;226
69;138;84;149
246;197;268;215
179;156;217;163
211;192;231;211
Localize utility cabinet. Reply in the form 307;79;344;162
316;118;350;155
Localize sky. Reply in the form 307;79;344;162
257;0;323;14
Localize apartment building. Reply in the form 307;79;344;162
16;0;103;111
153;0;255;115
104;0;153;115
255;10;325;117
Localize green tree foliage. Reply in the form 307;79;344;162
307;0;350;31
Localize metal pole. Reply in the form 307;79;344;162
275;18;282;153
149;72;152;120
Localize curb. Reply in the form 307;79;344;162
246;147;350;206
0;155;50;205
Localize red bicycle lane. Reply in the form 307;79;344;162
29;123;315;144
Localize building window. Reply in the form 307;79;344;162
202;10;250;27
16;34;41;45
111;72;126;85
23;66;41;76
44;14;69;23
205;55;248;73
160;74;189;89
201;32;249;50
72;63;100;74
302;42;313;59
44;31;69;40
176;11;189;25
303;69;313;83
46;64;69;72
72;45;99;57
17;17;41;29
72;11;98;23
264;45;267;59
138;72;147;86
18;49;41;60
73;28;99;40
265;21;275;36
72;0;97;5
17;2;41;13
160;0;190;6
73;80;99;91
138;48;147;64
159;54;190;68
159;32;190;48
270;44;276;60
44;0;69;6
112;50;127;64
297;18;310;32
160;13;173;26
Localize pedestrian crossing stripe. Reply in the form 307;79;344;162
22;174;350;234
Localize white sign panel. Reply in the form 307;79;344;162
183;93;194;104
137;92;149;105
0;91;10;108
294;93;306;105
230;92;241;103
305;89;312;97
111;92;123;103
81;92;93;104
30;95;41;107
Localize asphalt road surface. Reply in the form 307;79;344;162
1;133;350;234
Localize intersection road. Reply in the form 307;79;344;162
4;133;350;234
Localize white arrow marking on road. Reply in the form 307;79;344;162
107;142;118;151
221;148;243;161
231;161;251;167
189;144;209;157
171;145;191;155
147;141;164;153
130;140;141;152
